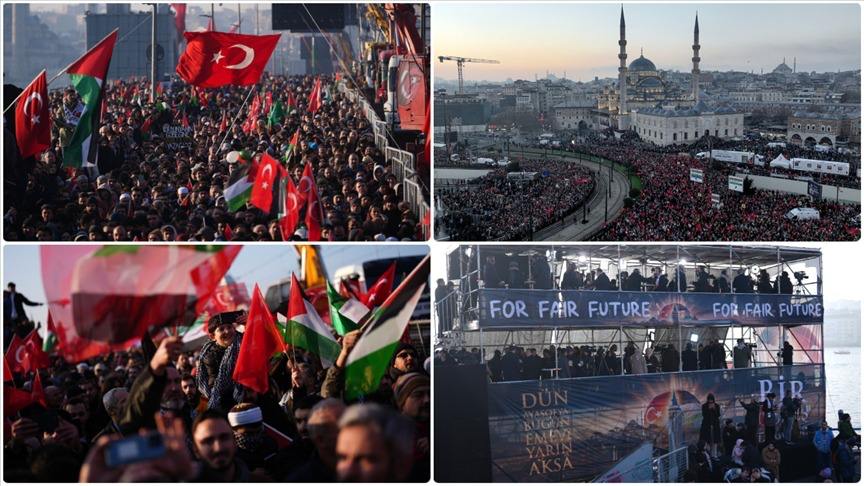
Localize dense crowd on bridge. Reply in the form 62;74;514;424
4;74;424;242
435;159;595;240
567;143;860;241
4;304;430;482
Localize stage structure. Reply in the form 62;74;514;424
434;244;825;482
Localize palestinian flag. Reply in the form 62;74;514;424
224;151;255;212
326;280;369;336
42;311;59;354
344;255;429;400
63;30;118;169
67;245;240;343
279;274;340;367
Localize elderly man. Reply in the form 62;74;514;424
335;403;415;482
92;387;129;443
286;398;346;481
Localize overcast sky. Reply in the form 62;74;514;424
434;3;861;82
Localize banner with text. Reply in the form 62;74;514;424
477;289;823;328
487;364;825;482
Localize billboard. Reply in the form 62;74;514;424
477;289;823;328
807;180;823;200
689;168;704;184
486;365;825;482
728;175;745;193
396;55;427;131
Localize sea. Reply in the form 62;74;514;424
825;345;861;428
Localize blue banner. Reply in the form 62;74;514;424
477;289;823;328
487;365;826;482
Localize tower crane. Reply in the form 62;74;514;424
437;56;500;94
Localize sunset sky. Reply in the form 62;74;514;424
433;3;861;82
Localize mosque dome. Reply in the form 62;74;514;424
629;54;657;72
772;61;793;74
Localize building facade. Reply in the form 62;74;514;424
787;111;862;146
631;103;744;146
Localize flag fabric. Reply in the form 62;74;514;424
219;112;228;132
198;274;251;316
326;280;369;336
267;100;285;127
242;94;262;134
170;4;186;37
224;152;255;212
278;174;302;240
63;246;239;344
363;261;397;308
42;312;59;354
6;331;50;374
3;356;12;382
304;174;323;241
15;70;51;159
31;372;46;407
287;129;301;158
307;78;322;114
250;153;281;212
63;30;118;169
280;274;340;367
232;285;283;394
206;17;214;31
344;255;429;400
340;278;365;303
4;385;36;416
176;32;280;88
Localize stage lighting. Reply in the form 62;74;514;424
690;333;699;343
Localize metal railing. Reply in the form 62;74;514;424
339;81;431;239
654;446;689;483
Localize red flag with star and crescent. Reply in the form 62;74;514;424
250;152;281;212
15;70;51;159
176;31;280;88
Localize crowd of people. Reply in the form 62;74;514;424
691;397;859;483
436;336;786;382
4;73;426;242
4;304;430;482
563;142;861;241
436;159;595;240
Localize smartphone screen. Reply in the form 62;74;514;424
104;433;167;467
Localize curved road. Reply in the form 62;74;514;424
511;148;629;241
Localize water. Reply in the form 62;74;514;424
825;345;861;428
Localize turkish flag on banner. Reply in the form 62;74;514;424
176;31;280;88
15;70;51;159
250;153;281;212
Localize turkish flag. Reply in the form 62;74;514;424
364;261;396;307
6;332;50;373
307;77;322;114
232;285;284;394
250;153;281;212
170;4;186;36
304;169;323;241
297;162;316;204
279;175;302;241
176;31;280;88
15;70;51;159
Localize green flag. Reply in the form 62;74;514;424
326;280;369;336
63;30;118;169
267;100;285;128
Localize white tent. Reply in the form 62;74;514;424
769;154;791;169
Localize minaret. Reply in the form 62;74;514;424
793;57;797;73
617;5;628;127
691;13;701;104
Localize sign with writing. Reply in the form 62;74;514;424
711;193;722;208
486;364;825;482
477;289;823;328
160;124;193;151
689;168;704;184
728;175;745;193
807;180;822;200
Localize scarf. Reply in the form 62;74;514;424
197;333;245;411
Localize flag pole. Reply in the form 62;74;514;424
218;85;257;148
2;28;120;115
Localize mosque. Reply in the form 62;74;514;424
597;7;744;145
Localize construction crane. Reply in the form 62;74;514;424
438;56;500;94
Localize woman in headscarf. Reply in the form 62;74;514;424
731;438;745;466
196;311;246;412
700;393;722;458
